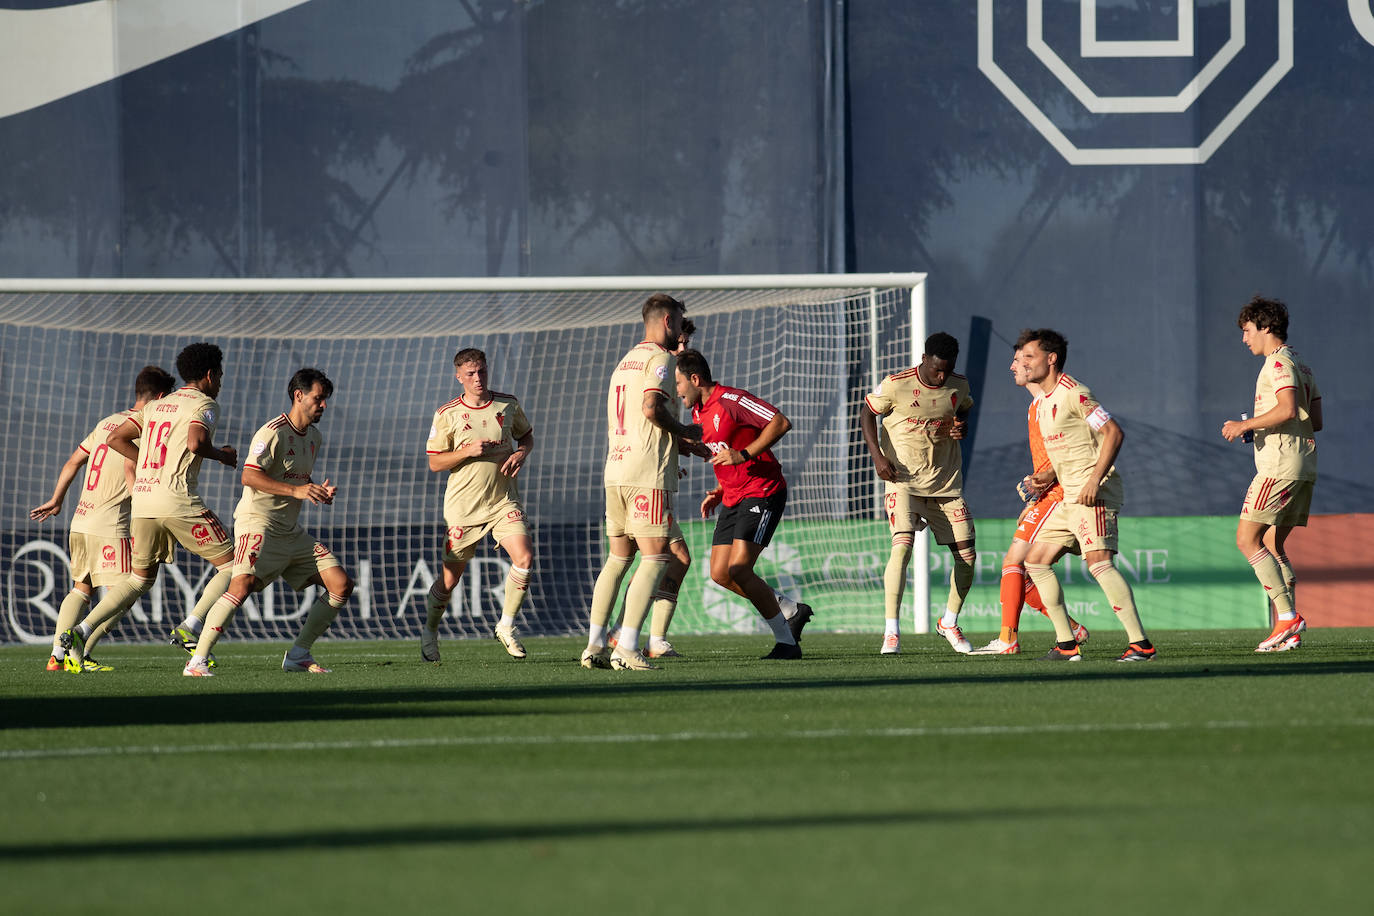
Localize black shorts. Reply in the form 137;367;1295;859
711;489;787;549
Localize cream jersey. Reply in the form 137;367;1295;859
604;342;679;491
129;386;221;519
1253;345;1319;481
427;392;532;524
71;409;138;537
864;368;973;496
1034;373;1123;509
235;414;323;535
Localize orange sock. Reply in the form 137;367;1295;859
998;565;1025;643
1022;574;1045;613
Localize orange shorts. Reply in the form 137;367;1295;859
1011;493;1063;544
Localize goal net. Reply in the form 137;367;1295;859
0;275;930;646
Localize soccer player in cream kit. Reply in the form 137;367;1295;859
1017;329;1155;661
860;332;976;656
183;368;353;676
422;348;536;662
583;293;705;671
31;365;176;672
1221;296;1321;653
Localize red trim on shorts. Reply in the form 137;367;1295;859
201;510;228;542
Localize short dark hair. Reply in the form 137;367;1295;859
175;343;223;384
924;332;959;364
680;317;697;340
288;367;333;402
453;347;486;369
1238;296;1289;341
643;293;686;324
134;365;176;399
1018;328;1068;370
675;348;713;385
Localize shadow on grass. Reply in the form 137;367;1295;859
0;806;1070;860
3;656;1371;732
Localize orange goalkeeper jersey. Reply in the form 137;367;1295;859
1027;396;1065;504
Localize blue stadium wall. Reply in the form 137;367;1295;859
2;2;1371;629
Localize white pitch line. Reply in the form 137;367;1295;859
3;718;1372;762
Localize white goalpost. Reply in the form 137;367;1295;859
0;273;931;645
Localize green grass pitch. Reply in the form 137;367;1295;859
2;629;1371;915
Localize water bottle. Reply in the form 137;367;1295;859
1241;412;1254;444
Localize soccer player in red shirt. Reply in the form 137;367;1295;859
675;349;806;659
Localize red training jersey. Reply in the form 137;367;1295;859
693;384;786;505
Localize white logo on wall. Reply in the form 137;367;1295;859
0;1;314;120
978;0;1296;165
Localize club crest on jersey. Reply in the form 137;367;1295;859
1079;395;1089;406
713;415;720;430
1052;404;1059;420
101;545;116;561
950;393;958;409
190;523;212;545
495;415;505;427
